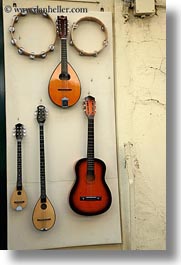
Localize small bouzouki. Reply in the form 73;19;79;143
10;123;27;211
32;105;56;231
48;16;81;108
69;96;112;216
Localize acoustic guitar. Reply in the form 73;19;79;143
69;96;112;216
48;16;81;108
10;123;27;211
32;105;56;231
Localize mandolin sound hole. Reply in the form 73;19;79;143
59;73;70;80
41;203;47;210
17;191;22;195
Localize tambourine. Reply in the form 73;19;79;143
9;9;57;60
70;16;108;57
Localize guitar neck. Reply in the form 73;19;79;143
39;124;46;201
17;140;22;190
87;118;95;175
61;38;68;74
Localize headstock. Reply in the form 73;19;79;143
35;105;48;124
56;16;68;39
83;96;96;119
13;123;26;140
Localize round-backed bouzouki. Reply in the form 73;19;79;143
32;105;56;231
48;16;81;108
69;96;112;216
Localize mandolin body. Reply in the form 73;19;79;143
10;186;27;211
32;196;56;231
69;158;112;216
48;62;81;108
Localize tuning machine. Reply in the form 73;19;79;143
34;110;38;118
67;21;70;33
12;127;16;136
83;102;86;111
45;108;49;117
23;128;26;136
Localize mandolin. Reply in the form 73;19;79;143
32;105;56;231
69;96;112;216
10;123;28;211
48;16;81;108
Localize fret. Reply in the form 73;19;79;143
61;39;68;74
39;124;46;199
17;141;22;188
87;118;95;175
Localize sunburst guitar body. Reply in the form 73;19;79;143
69;96;112;216
69;158;112;216
48;16;81;108
10;123;27;211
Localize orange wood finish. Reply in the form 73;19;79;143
10;187;27;211
48;63;81;108
32;197;56;231
69;158;112;216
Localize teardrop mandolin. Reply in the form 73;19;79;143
48;16;81;108
69;96;112;216
32;105;56;231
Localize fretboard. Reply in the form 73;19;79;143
61;38;68;74
39;124;46;201
17;140;22;190
87;118;94;176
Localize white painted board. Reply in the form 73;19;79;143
3;0;121;250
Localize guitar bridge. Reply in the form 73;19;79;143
80;196;102;201
37;218;51;221
14;200;25;204
58;88;72;91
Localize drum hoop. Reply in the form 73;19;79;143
70;16;108;57
9;9;57;60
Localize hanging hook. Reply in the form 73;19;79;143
88;78;94;95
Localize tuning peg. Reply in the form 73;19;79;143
12;128;16;134
13;132;16;136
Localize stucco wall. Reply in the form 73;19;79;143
114;0;166;250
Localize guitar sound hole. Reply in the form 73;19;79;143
41;203;47;210
17;191;22;195
59;73;70;80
